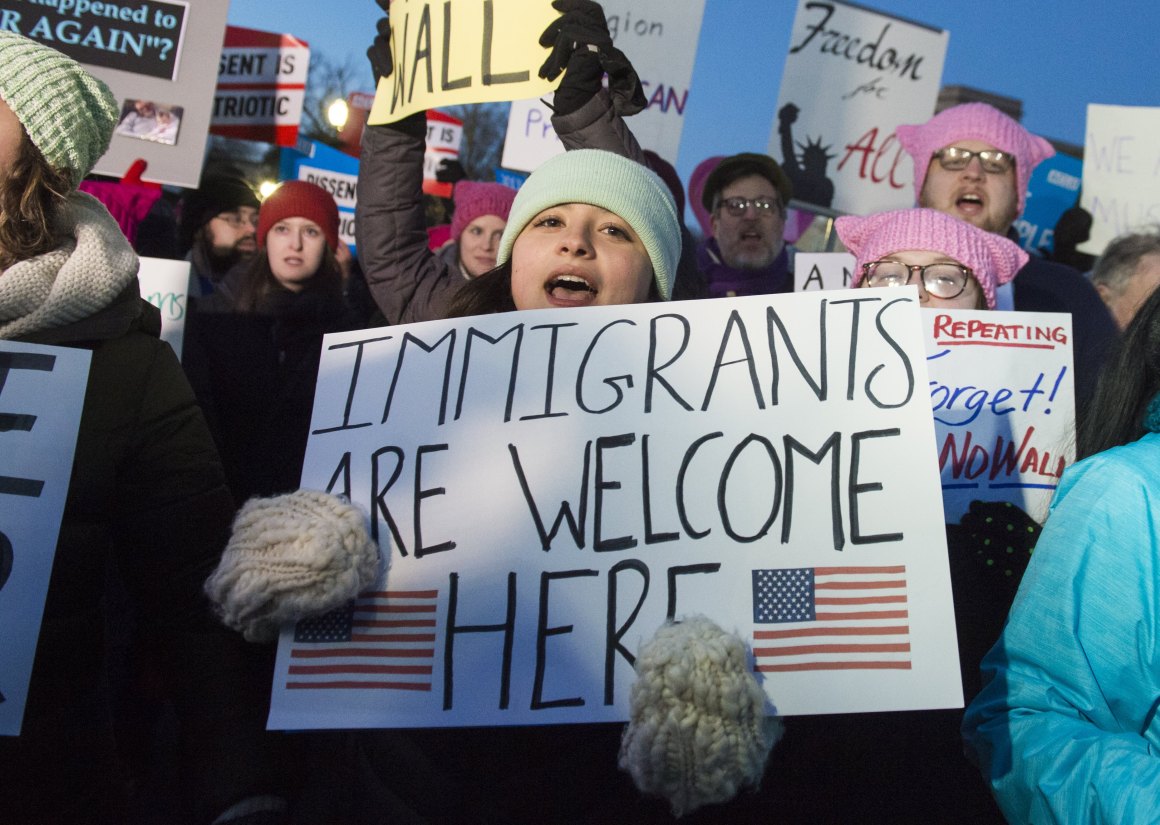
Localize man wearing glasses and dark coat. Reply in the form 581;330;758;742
179;171;262;298
696;152;797;298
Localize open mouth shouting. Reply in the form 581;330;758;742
955;191;985;217
545;271;598;306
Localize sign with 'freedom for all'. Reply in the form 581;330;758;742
268;288;963;730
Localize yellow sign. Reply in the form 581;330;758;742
369;0;560;125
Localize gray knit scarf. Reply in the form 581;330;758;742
0;191;138;339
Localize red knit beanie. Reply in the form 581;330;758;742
449;181;516;244
257;180;340;250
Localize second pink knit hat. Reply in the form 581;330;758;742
835;208;1029;310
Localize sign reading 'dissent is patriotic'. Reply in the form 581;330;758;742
768;0;948;215
267;288;962;730
0;341;90;736
924;309;1075;524
210;26;309;147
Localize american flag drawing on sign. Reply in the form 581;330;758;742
285;590;438;691
751;566;910;672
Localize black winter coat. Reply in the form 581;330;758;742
0;284;286;824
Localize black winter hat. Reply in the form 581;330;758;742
179;173;261;251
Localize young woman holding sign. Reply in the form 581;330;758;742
0;32;289;825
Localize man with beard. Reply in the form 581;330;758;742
180;171;261;297
897;103;1118;412
697;152;795;298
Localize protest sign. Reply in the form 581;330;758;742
0;0;229;187
281;140;360;253
138;257;191;359
368;0;559;125
500;0;707;174
795;252;856;292
0;341;90;735
1014;152;1083;255
0;0;188;80
1078;104;1160;256
424;110;463;199
210;26;310;148
768;0;948;215
923;310;1074;524
267;288;962;730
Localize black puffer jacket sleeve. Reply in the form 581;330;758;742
356;114;462;325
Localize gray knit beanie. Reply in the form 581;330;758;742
204;490;382;643
496;149;680;300
0;31;118;186
620;615;783;816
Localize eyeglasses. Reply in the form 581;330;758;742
932;147;1015;175
214;211;259;229
717;196;781;218
862;260;974;299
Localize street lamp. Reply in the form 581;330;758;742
327;98;350;131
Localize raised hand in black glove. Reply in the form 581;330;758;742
538;0;612;81
366;5;393;85
538;0;647;117
435;158;467;185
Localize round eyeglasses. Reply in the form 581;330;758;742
214;211;259;229
717;196;781;218
932;147;1014;175
862;260;974;299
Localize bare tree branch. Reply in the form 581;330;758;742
441;102;511;181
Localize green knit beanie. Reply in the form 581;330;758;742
0;31;118;187
497;149;680;301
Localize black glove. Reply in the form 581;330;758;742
366;6;392;85
435;158;467;185
538;0;646;117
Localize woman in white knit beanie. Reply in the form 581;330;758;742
0;30;291;825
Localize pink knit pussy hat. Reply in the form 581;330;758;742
896;103;1055;216
835;208;1029;310
449;180;516;244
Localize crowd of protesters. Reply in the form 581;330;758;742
3;0;1160;821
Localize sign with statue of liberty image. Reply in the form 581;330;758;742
768;0;948;216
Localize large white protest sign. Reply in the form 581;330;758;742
795;252;856;292
267;289;962;730
0;0;230;187
210;26;310;148
1078;104;1160;256
924;310;1074;524
501;0;707;174
138;257;191;360
768;0;947;215
0;342;90;735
